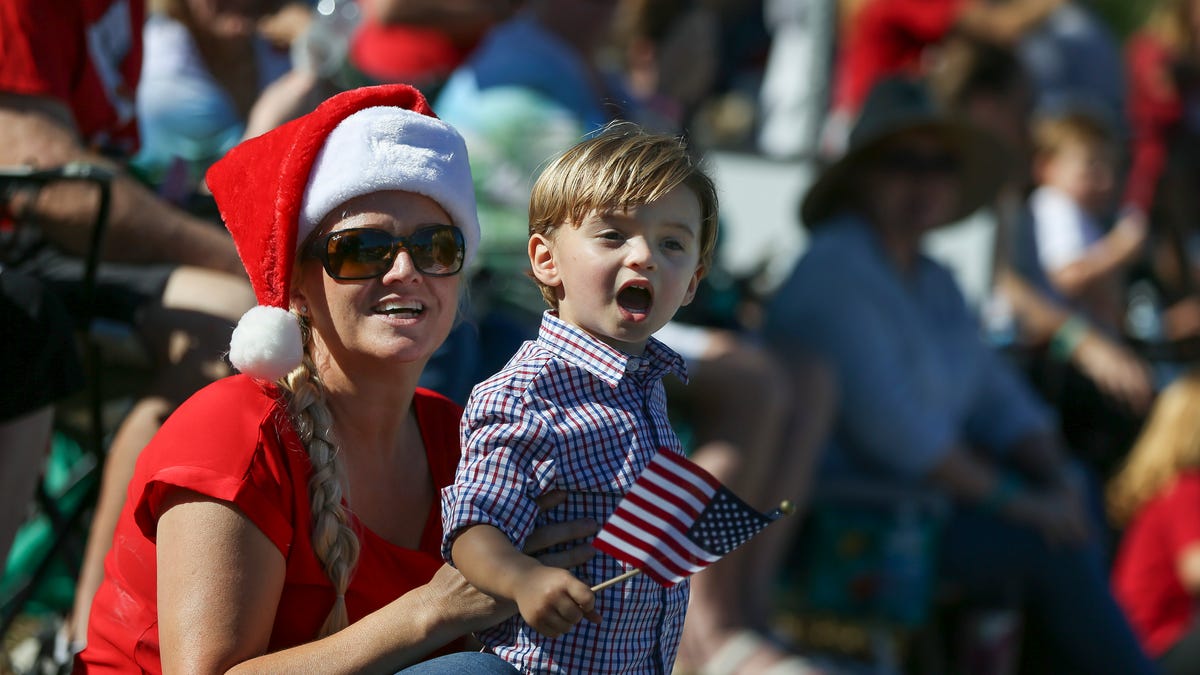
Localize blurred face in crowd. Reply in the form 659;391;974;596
861;130;961;240
1038;138;1116;217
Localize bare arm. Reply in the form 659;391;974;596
157;492;503;675
955;0;1067;45
997;267;1153;412
0;93;244;276
927;443;1089;546
450;523;599;638
1049;211;1148;300
1178;544;1200;595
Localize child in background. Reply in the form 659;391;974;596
1026;108;1147;333
1110;369;1200;675
440;122;718;673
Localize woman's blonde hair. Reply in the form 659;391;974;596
279;311;361;637
527;121;719;308
1108;370;1200;525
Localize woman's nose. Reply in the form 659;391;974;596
380;247;421;283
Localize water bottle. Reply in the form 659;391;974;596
1125;279;1162;343
292;0;361;80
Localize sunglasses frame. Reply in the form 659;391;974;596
308;224;466;280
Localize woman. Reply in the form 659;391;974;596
1110;369;1200;675
77;84;594;673
763;77;1155;673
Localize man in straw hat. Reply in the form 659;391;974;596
763;77;1155;673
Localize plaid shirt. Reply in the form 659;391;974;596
442;311;690;674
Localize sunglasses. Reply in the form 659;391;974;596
877;149;960;175
309;225;465;280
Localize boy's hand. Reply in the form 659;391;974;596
512;566;601;638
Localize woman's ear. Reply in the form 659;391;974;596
528;233;561;288
289;289;310;317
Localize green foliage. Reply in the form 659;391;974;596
1090;0;1155;40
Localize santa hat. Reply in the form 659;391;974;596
206;84;480;381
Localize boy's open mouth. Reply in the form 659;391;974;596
617;284;652;314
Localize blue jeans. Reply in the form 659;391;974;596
938;494;1157;675
395;651;517;674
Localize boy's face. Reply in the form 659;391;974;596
1040;139;1115;216
529;184;705;355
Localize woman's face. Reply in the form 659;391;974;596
292;191;462;377
861;131;961;239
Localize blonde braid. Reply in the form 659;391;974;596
281;317;361;637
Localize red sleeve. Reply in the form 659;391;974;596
832;0;963;114
0;0;82;101
1123;34;1183;212
1162;474;1200;557
131;376;297;556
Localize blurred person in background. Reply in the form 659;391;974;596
1110;369;1200;675
0;0;259;652
765;76;1155;675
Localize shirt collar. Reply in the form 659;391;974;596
536;311;689;388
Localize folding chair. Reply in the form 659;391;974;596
0;162;116;641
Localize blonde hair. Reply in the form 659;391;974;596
1145;0;1196;54
528;121;719;308
1031;109;1115;162
279;315;361;637
1108;370;1200;525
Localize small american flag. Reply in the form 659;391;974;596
593;449;787;587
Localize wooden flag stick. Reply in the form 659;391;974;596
591;568;641;592
590;500;794;592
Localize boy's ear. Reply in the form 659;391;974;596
528;232;561;288
680;263;705;307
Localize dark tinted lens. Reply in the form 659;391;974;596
409;225;465;276
880;150;959;174
325;229;395;279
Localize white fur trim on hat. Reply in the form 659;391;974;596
300;106;481;266
229;305;304;381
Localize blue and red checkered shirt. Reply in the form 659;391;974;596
442;311;690;674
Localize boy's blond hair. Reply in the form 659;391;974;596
1108;370;1200;525
1031;109;1116;163
528;122;719;308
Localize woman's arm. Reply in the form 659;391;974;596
1177;544;1200;594
156;491;505;675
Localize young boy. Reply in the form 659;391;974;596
440;122;719;673
1025;108;1147;334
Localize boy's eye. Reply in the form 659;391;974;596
663;239;685;252
600;231;625;242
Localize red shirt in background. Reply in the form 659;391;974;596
1123;33;1188;214
831;0;964;116
1112;471;1200;657
0;0;144;154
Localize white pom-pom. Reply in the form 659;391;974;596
229;305;304;381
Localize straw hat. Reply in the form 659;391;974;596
800;77;1011;228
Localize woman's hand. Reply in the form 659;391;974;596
1003;483;1090;548
523;490;599;570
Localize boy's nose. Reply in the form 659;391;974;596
626;238;656;269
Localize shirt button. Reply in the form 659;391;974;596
627;357;641;373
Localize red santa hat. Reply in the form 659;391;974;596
206;84;480;381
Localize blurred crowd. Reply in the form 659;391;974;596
7;0;1200;673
